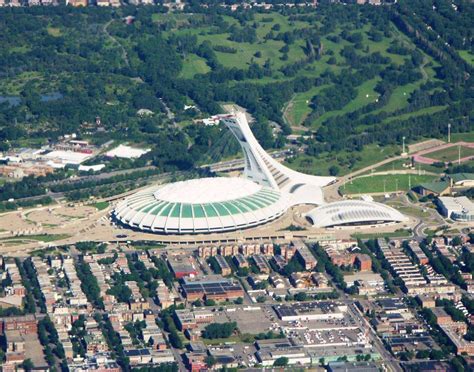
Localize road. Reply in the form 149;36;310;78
103;20;130;68
44;165;158;187
396;193;446;240
346;302;402;372
11;168;179;205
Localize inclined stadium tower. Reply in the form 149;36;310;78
112;111;336;234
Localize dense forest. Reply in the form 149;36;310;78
0;0;472;176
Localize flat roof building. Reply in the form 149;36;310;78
214;255;231;276
252;255;270;274
273;302;347;321
233;254;248;269
255;338;311;367
438;196;474;222
295;243;317;270
167;255;198;279
181;277;244;302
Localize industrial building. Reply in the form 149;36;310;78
273;302;347;321
255;339;311;367
167;255;198;279
181;277;244;302
438;196;474;222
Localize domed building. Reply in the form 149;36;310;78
113;177;289;234
305;200;408;229
113;112;335;235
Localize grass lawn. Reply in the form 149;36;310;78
156;11;445;146
459;50;474;66
0;233;70;243
254;12;311;37
364;158;444;175
92;201;110;211
372;80;421;114
450;132;474;143
179;54;210;78
284;85;327;127
351;229;412;240
162;17;306;71
426;145;474;162
342;174;437;194
209;36;304;70
386;204;432;218
310;77;381;128
47;26;62;37
286;143;400;177
131;242;166;250
382;105;447;123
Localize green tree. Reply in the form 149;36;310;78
273;357;289;367
205;355;216;367
202;322;237;339
20;359;34;372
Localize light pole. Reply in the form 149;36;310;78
402;136;406;154
448;123;451;143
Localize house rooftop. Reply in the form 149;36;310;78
418;180;450;194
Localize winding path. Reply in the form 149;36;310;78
103;19;130;68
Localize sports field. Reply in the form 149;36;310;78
341;174;437;195
425;145;474;163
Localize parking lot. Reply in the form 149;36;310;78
213;305;277;334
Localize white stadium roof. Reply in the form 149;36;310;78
113;177;289;234
305;200;408;228
153;177;260;204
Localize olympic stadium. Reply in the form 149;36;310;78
113;178;289;234
113;111;407;234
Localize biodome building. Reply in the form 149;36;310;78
113;112;335;234
305;200;408;229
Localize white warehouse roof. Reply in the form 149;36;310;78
438;196;474;213
305;200;408;228
105;144;150;159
